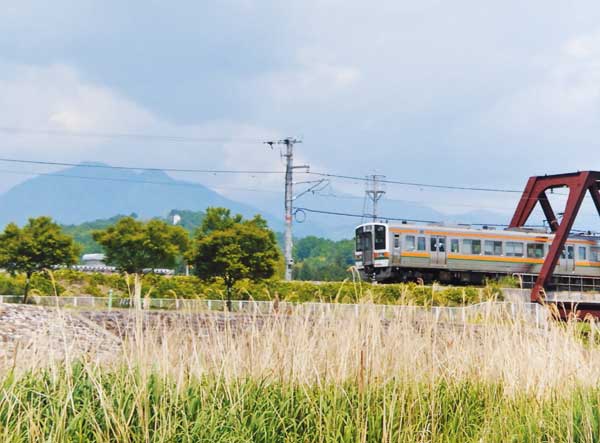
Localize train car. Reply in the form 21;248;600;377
354;222;600;284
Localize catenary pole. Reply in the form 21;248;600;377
283;139;295;281
265;138;304;281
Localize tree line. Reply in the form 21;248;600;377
0;207;355;304
62;209;355;281
0;208;281;307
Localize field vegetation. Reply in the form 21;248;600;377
0;269;510;306
1;303;599;441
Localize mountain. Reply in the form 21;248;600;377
0;163;515;240
0;163;282;229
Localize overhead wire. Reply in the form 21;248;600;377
0;168;281;191
292;207;523;227
307;171;524;193
0;158;285;175
0;156;593;229
0;157;531;193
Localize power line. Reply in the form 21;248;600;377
316;189;572;211
0;158;285;175
0;156;543;194
293;206;545;228
0;155;584;224
0;157;527;193
308;171;524;193
294;207;439;224
0;127;263;144
0;168;281;191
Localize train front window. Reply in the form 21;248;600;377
374;225;386;250
355;227;364;252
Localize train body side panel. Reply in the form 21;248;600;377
363;223;600;282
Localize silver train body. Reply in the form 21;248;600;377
355;222;600;284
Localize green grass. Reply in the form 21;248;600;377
2;366;600;442
2;300;599;442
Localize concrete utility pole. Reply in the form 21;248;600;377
365;175;386;221
265;138;304;281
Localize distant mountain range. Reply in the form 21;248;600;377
0;162;515;239
0;162;282;229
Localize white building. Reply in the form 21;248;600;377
81;253;106;267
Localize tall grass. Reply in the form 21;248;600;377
1;303;600;441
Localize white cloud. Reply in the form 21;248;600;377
467;29;600;152
0;60;282;196
259;55;361;105
0;62;157;157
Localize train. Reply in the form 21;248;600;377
354;221;600;284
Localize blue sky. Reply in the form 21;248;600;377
2;1;600;226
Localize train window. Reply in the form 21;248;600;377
505;242;524;257
405;235;416;251
355;227;364;252
417;237;426;251
463;239;481;255
438;238;445;252
579;246;587;260
484;240;502;256
591;247;600;262
393;234;400;249
374;225;386;250
527;243;544;258
566;246;574;260
450;239;459;253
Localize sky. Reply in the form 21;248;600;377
2;0;600;228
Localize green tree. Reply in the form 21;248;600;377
92;217;189;307
189;208;280;309
292;236;354;281
0;217;80;302
196;207;243;236
62;213;137;255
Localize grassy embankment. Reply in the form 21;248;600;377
0;303;599;441
0;269;515;306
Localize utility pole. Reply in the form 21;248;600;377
265;138;305;281
364;175;386;221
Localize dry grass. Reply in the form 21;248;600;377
2;302;600;441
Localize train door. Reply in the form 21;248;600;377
559;245;575;273
392;233;401;265
430;236;447;266
362;231;374;267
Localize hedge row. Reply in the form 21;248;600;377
0;270;506;307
